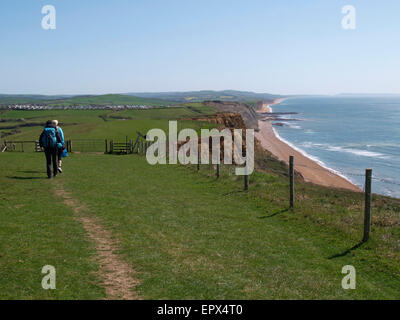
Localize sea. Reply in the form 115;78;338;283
271;96;400;198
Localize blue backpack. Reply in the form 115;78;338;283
41;127;57;149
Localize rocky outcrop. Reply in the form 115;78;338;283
179;112;251;163
203;100;268;131
184;112;246;130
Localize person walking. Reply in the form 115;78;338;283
39;120;62;179
52;120;67;173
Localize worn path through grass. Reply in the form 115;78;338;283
1;152;400;299
53;183;141;300
60;153;400;299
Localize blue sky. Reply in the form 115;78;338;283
1;0;400;95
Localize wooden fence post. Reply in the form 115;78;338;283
197;151;200;171
111;140;114;153
130;139;133;154
216;163;220;178
244;166;249;190
289;155;294;208
105;139;108;154
69;140;72;153
363;168;372;242
2;140;7;152
243;149;248;190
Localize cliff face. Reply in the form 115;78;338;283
180;109;300;180
203;101;261;131
185;112;246;130
179;112;249;163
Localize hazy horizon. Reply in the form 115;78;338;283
3;91;400;98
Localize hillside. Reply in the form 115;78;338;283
0;94;72;105
203;100;265;130
0;94;175;107
0;91;284;108
126;90;283;103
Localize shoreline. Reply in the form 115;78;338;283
255;98;361;192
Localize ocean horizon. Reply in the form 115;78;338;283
271;96;400;198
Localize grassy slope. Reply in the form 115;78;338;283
1;106;400;299
64;154;400;299
2;152;399;299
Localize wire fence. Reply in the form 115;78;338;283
67;139;106;153
3;133;399;198
1;135;392;242
4;137;399;186
1;140;39;152
292;162;400;188
2;138;110;153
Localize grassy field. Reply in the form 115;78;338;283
0;104;216;143
1;106;400;299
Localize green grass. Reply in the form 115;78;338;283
0;153;105;299
1;108;400;299
0;105;216;143
40;94;175;107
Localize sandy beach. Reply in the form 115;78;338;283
255;99;361;192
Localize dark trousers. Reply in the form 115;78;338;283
44;148;58;178
57;147;65;163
